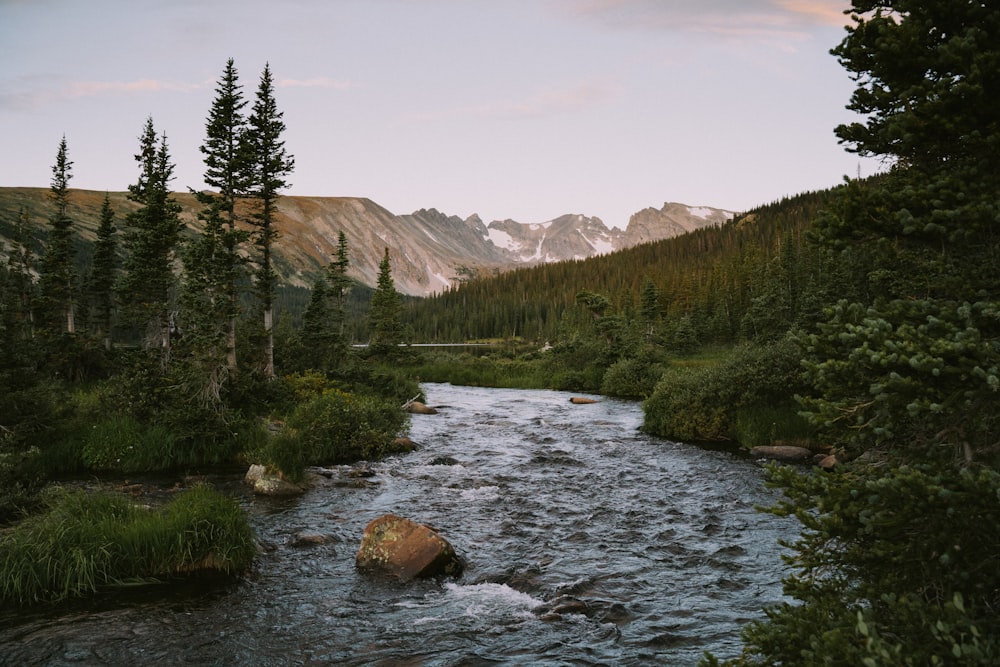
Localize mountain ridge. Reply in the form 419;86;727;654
0;187;734;296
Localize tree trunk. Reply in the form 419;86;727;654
264;306;274;379
227;312;238;373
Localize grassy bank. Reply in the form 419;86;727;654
0;484;256;605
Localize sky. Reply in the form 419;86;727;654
0;0;882;230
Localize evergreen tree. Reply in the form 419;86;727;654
37;136;76;334
639;278;661;342
246;63;294;378
118;118;184;363
297;275;337;370
178;205;232;410
718;3;1000;664
327;230;351;339
199;58;250;373
368;248;406;355
86;194;117;350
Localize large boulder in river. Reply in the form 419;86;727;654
569;397;598;404
749;445;813;462
356;514;464;581
244;464;307;496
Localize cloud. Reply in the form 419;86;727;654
774;0;850;27
277;76;356;90
65;78;207;98
0;75;208;111
559;0;849;44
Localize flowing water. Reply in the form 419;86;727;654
0;383;799;666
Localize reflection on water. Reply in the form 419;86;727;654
0;383;797;666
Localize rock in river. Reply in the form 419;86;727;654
356;514;464;581
405;401;439;415
749;445;813;462
244;464;307;496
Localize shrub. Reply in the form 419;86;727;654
642;338;811;444
0;484;255;605
264;390;410;479
601;354;667;399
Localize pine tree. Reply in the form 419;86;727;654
86;194;117;350
368;248;406;356
327;230;351;339
719;3;1000;664
118;117;184;363
199;58;250;372
639;278;661;342
178;205;232;409
298;275;338;369
37;136;76;334
246;63;294;378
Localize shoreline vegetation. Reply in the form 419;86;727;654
0;484;255;605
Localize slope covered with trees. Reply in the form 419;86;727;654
406;188;838;348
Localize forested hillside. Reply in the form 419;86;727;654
406;187;843;346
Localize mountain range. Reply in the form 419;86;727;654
0;187;734;296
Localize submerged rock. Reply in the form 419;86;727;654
356;514;464;581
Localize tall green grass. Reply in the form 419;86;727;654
0;484;256;605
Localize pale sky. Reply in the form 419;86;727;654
0;0;880;229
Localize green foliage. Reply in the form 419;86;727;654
600;353;667;399
643;339;809;444
368;248;408;357
831;0;1000;174
84;193;117;345
0;484;255;605
719;463;1000;666
263;388;409;479
117;117;184;353
81;415;178;473
798;299;1000;462
715;5;1000;663
36;135;77;335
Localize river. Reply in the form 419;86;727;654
0;382;798;666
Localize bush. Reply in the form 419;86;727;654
601;354;667;399
642;338;811;444
0;484;256;605
264;389;410;479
